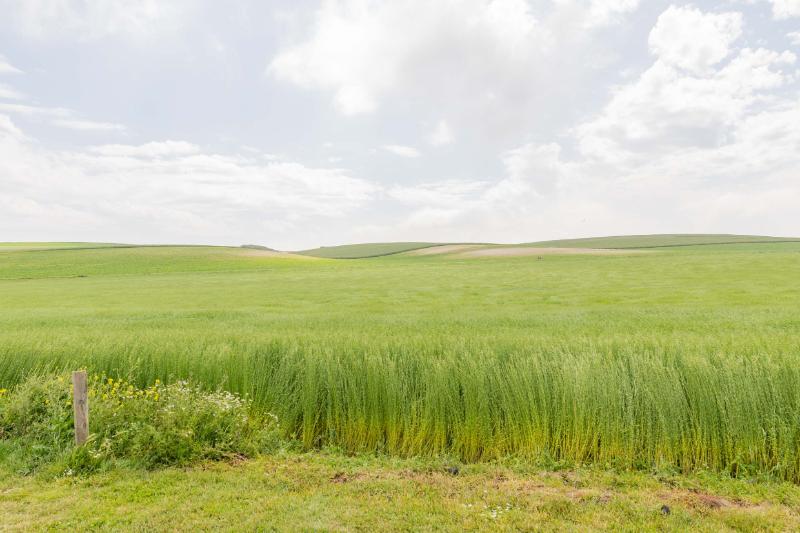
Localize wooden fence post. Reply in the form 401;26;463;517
72;370;89;445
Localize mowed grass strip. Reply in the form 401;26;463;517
2;241;800;479
3;452;800;531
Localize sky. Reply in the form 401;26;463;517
0;0;798;250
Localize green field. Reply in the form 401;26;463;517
297;242;442;258
3;237;800;478
4;236;800;529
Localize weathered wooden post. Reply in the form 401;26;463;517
72;370;88;445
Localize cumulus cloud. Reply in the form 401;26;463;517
269;0;537;115
366;4;800;243
769;0;800;19
269;0;638;117
789;31;800;45
0;114;379;247
1;2;798;247
573;6;797;162
648;6;742;74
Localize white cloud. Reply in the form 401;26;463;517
491;142;566;198
269;0;554;116
0;102;128;134
648;6;742;74
1;2;798;247
0;102;72;117
577;6;797;160
389;180;486;206
2;0;191;42
769;0;800;19
789;31;800;45
0;83;25;100
367;5;800;244
0;54;23;75
0;114;379;247
0;113;27;140
52;119;126;132
89;140;199;157
585;0;640;27
427;120;454;146
383;144;420;158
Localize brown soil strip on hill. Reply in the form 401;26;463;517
459;247;642;257
237;249;315;259
407;244;485;256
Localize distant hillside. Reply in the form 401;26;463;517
0;242;124;252
296;235;800;258
296;242;442;259
523;234;800;249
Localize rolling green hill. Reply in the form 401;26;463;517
0;242;124;252
0;245;312;280
297;234;800;258
296;242;442;258
523;233;800;249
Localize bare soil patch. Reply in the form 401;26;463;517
458;247;640;258
407;244;485;256
237;249;313;259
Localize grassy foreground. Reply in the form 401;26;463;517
2;239;800;481
3;452;800;531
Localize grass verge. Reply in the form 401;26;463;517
2;452;799;531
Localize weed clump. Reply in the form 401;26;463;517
0;373;278;475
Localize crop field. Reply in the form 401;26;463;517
2;237;800;485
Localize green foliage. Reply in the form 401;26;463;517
0;374;74;473
2;240;800;480
0;373;275;474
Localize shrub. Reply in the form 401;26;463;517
0;373;278;474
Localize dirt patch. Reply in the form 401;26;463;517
458;247;640;258
680;489;741;510
406;244;485;256
331;472;349;483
